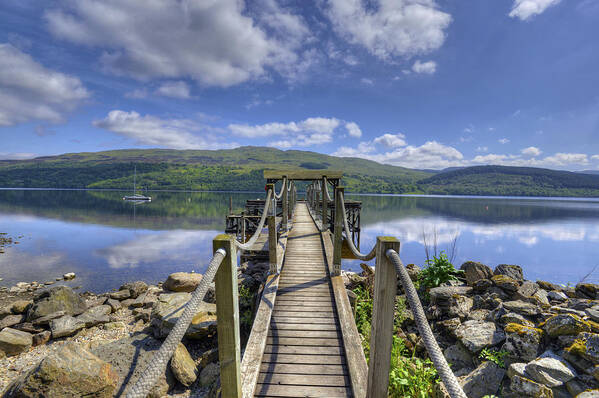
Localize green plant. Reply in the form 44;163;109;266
419;251;463;289
238;284;254;332
479;348;509;368
389;336;438;398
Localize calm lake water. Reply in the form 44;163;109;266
1;189;599;292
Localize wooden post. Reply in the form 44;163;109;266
241;213;246;243
268;215;277;274
229;196;233;215
213;234;241;398
367;236;400;398
322;177;328;230
282;177;288;230
333;187;344;276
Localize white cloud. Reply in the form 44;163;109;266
325;0;451;60
521;146;542;157
93;110;230;150
345;122;362;138
498;138;510;144
155;81;191;99
476;146;489;152
125;88;148;99
509;0;561;21
412;60;437;74
542;153;588;166
46;0;313;87
592;155;599;161
472;154;510;164
0;43;89;126
373;133;407;148
360;78;374;85
0;152;37;160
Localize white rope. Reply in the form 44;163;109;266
274;177;286;200
234;189;272;250
339;191;376;261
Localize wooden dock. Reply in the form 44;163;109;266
254;203;353;397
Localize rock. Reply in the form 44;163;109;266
491;274;520;293
507;362;528;379
575;391;599;398
544;314;591;337
533;289;550;306
32;330;51;346
27;286;87;321
429;286;473;302
103;321;126;330
109;290;131;300
468;309;490;321
460;261;494;286
455;320;506;353
406;263;421;281
566;332;599;364
525;357;576;387
500;312;534;327
503;300;541;316
549;291;568;302
460;361;505;397
516;281;540;299
586;306;599;322
537;280;563;292
164;272;203;292
5;342;118;397
444;343;473;371
569;299;595;311
91;333;176;397
62;272;76;280
472;278;493;293
1;305;11;318
171;343;198;387
576;283;599;299
106;298;121;312
11;300;32;314
494;264;524;282
510;375;553;397
31;310;66;326
151;293;217;339
0;314;26;330
13;322;45;334
0;327;32;356
503;323;543;362
50;315;85;338
200;348;219;368
119;281;149;298
200;362;219;386
121;298;135;307
446;295;474;319
131;293;148;308
76;305;111;327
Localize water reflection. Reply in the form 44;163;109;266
1;190;599;291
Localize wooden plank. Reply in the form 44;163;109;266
275;296;333;303
265;337;342;346
258;363;347;375
268;329;340;338
263;345;343;355
274;304;334;311
261;353;346;365
270;322;338;331
254;384;351;397
257;373;349;387
272;311;335;318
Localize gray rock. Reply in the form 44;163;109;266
503;300;541;316
406;263;421;282
500;312;534;327
119;281;149;298
164;272;203;292
4;342;118;397
0;314;26;330
50;315;85;338
31;310;66;326
199;348;219;368
200;362;219;386
0;327;32;356
525;357;576;387
544;314;591;337
548;291;568;302
109;289;131;300
510;375;553;397
92;333;176;398
171;343;198;387
491;274;519;293
586;306;599;322
11;300;32;314
27;286;87;321
429;286;473;302
446;295;474;319
494;264;524;282
566;332;599;364
151;293;217;339
32;330;51;346
507;362;528;379
444;343;473;371
106;298;121;312
576;390;599;398
468;309;491;321
63;272;76;280
455;320;506;353
503;323;543;362
533;289;550;306
460;361;505;397
76;305;111;327
460;261;494;286
576;283;599;299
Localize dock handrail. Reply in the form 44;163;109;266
233;187;272;250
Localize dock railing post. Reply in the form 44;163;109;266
268;215;277;274
322;177;328;230
213;234;242;398
367;236;400;398
282;176;288;230
333;186;344;276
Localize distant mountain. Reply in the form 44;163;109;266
578;170;599;175
2;149;599;196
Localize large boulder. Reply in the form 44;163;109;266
164;272;203;292
503;300;541;316
170;343;198;387
76;305;111;328
459;361;505;397
525;357;576;388
27;286;87;321
91;333;176;398
509;375;553;397
566;332;599;364
151;293;216;339
544;314;591;337
3;342;118;397
494;264;524;282
455;320;506;353
491;274;519;293
0;327;32;356
0;314;26;330
503;323;543;362
429;286;473;302
460;261;493;286
50;315;85;338
576;283;599;299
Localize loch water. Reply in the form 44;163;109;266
1;189;599;292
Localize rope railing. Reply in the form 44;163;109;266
339;191;376;261
386;249;467;398
234;188;272;250
125;248;227;398
274;177;286;200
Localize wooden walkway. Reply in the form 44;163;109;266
254;203;353;397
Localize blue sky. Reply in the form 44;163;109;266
0;0;598;170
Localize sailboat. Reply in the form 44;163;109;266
123;166;151;201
